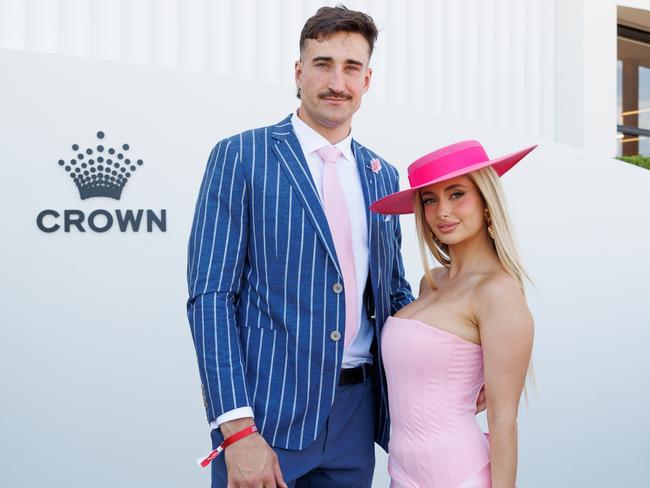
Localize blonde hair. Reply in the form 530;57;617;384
413;166;535;399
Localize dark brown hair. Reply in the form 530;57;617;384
299;4;378;59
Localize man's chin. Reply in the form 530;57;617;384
320;107;358;126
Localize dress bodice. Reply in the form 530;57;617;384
381;316;491;488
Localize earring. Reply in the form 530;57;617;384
484;208;495;239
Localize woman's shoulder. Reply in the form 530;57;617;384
478;269;520;291
418;267;447;296
473;270;531;325
475;270;523;304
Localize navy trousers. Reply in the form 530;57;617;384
210;377;376;487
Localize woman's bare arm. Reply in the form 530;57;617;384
476;274;533;488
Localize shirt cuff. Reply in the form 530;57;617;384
210;407;255;430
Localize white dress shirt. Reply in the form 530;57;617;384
290;111;373;368
212;112;373;429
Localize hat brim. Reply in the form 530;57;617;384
370;144;537;215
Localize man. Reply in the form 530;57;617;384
187;6;413;487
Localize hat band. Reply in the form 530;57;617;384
407;145;489;188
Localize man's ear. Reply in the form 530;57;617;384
363;66;373;94
295;60;302;85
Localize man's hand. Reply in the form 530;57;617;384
475;386;487;414
220;418;287;488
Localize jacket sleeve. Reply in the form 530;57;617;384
388;167;415;314
186;137;251;424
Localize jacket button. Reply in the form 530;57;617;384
330;330;341;341
332;283;343;294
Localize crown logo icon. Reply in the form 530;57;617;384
58;131;144;200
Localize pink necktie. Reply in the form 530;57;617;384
317;146;358;347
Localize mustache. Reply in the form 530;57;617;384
318;90;352;100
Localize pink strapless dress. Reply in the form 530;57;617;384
381;316;491;488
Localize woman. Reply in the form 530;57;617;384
371;140;536;488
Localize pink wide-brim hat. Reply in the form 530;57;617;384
370;140;537;215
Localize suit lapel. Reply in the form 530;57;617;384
270;117;341;275
352;140;384;304
352;140;375;255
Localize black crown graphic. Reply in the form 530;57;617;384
58;131;144;200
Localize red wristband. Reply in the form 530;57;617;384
196;425;258;468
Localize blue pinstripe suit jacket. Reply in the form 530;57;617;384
187;114;413;451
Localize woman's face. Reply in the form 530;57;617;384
420;175;487;246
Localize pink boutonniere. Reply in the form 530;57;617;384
369;158;382;174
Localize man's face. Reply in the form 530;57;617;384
295;31;372;134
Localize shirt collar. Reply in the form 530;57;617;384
291;111;354;162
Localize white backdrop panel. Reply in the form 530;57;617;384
1;49;649;487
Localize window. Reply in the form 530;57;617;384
617;10;650;158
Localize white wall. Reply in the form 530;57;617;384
0;0;619;154
619;0;650;11
1;46;649;488
1;1;646;486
